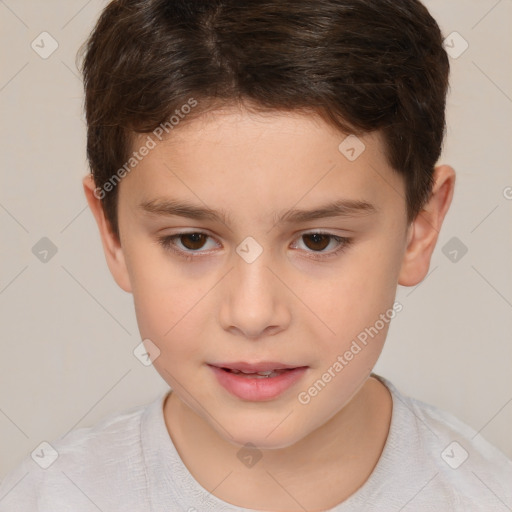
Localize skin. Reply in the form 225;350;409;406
83;105;455;511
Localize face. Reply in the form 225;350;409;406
93;107;413;449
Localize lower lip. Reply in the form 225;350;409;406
209;365;308;401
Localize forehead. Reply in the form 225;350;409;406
124;108;404;219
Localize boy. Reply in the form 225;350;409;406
1;0;511;510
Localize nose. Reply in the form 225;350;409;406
219;250;291;340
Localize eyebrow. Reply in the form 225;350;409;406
139;198;377;226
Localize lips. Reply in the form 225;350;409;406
212;361;301;372
223;368;291;378
211;361;304;378
208;362;309;401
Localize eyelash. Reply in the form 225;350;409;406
157;231;353;262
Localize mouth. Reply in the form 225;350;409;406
221;368;294;378
207;362;309;401
210;361;306;376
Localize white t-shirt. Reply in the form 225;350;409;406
1;373;511;511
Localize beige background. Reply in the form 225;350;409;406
1;0;511;479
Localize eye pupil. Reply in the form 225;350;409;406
303;233;330;251
181;233;207;250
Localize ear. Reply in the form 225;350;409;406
398;165;456;286
82;174;132;293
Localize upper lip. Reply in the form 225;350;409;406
210;362;306;372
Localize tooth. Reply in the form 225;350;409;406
224;368;292;378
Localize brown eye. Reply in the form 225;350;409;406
158;231;219;259
302;233;331;251
291;232;353;260
179;233;208;250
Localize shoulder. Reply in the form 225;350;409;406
375;374;512;511
0;394;163;511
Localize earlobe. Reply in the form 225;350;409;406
82;174;132;293
398;165;456;287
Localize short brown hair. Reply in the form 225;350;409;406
79;0;450;238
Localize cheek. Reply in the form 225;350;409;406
125;246;207;357
315;245;401;333
132;283;207;390
302;236;402;379
132;284;208;354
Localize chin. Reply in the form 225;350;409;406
216;418;308;451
